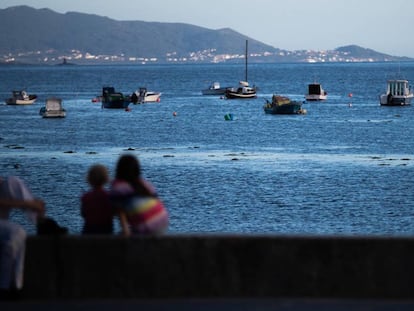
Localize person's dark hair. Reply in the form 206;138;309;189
115;154;152;196
116;154;140;182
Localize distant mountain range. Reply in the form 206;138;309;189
0;5;412;65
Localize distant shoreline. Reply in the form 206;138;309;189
2;60;414;67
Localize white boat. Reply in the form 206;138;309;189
225;81;257;99
132;87;161;103
225;40;257;100
6;90;37;105
202;82;228;95
380;79;413;106
305;83;327;101
39;97;66;118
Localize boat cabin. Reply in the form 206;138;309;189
101;86;130;108
12;90;29;100
39;97;66;118
380;79;413;106
211;82;221;90
305;83;327;101
308;84;323;95
387;80;411;96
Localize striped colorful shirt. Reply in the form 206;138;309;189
110;179;168;234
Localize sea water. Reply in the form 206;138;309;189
1;62;414;235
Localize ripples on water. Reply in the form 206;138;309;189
1;62;414;235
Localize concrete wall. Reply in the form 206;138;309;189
22;235;414;300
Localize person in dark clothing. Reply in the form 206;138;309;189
81;164;114;234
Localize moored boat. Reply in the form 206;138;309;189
6;90;37;105
225;40;257;100
39;97;66;118
379;79;413;106
202;82;228;95
101;87;130;109
132;87;161;103
264;95;305;115
305;83;327;101
225;81;257;99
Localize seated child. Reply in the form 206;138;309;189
81;164;114;234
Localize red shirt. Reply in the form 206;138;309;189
81;188;114;234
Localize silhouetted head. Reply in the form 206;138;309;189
115;154;141;184
115;154;154;197
87;164;109;188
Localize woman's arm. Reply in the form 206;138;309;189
118;210;131;237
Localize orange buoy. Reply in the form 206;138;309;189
348;93;353;98
173;111;177;116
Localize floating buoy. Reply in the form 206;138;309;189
348;93;353;98
348;103;353;107
173;111;177;117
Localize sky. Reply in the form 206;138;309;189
1;0;414;57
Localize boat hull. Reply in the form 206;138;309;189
202;88;228;95
380;79;413;106
40;109;66;118
225;88;257;99
102;101;130;109
305;94;327;101
306;83;327;101
39;98;66;118
102;87;131;108
380;94;413;106
6;99;37;105
141;92;161;103
133;88;162;103
264;102;303;114
202;82;228;95
6;95;37;105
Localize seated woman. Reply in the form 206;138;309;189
110;154;168;236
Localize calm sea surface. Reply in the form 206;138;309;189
1;62;414;235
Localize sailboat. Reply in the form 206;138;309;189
225;40;257;99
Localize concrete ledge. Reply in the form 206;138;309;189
22;235;414;300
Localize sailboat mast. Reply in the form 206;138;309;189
245;40;248;82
